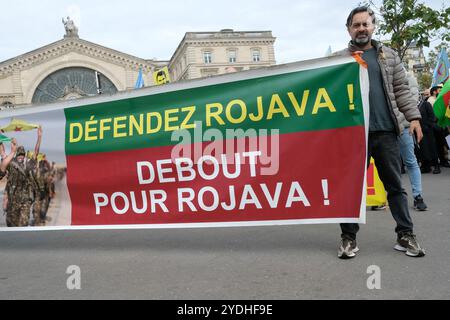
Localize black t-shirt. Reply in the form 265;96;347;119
362;47;396;132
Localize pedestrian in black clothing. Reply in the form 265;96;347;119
418;99;440;174
429;86;450;168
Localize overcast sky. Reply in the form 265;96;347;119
0;0;447;64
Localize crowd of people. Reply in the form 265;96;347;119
0;127;58;227
383;80;450;213
416;84;450;174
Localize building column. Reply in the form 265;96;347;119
13;70;24;105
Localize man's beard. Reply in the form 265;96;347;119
353;33;370;47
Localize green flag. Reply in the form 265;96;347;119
0;134;12;142
433;80;450;127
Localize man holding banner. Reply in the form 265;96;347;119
336;6;425;259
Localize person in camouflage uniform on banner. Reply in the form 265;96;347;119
1;139;18;225
3;127;42;227
32;156;53;226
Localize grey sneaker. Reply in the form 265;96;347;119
338;237;359;259
371;204;387;211
394;232;425;257
413;195;427;211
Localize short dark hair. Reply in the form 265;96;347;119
346;6;376;28
430;86;441;96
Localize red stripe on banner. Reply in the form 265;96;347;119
367;163;376;195
66;126;366;226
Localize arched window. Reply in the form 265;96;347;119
32;67;118;104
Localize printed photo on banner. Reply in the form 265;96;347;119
0;110;70;229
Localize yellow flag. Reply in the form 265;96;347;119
27;151;46;161
366;158;387;206
153;67;171;85
1;118;39;132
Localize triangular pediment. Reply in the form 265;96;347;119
0;37;167;78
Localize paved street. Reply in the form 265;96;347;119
0;168;449;300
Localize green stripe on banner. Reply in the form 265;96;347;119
65;62;363;155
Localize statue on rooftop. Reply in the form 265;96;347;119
62;16;78;38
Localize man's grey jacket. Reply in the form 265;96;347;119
334;40;421;134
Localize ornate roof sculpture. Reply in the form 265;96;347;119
62;16;79;38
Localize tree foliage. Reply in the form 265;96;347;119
366;0;449;61
417;72;432;91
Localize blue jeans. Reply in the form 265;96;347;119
340;132;414;240
398;128;422;198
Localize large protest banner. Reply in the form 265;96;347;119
0;55;369;231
